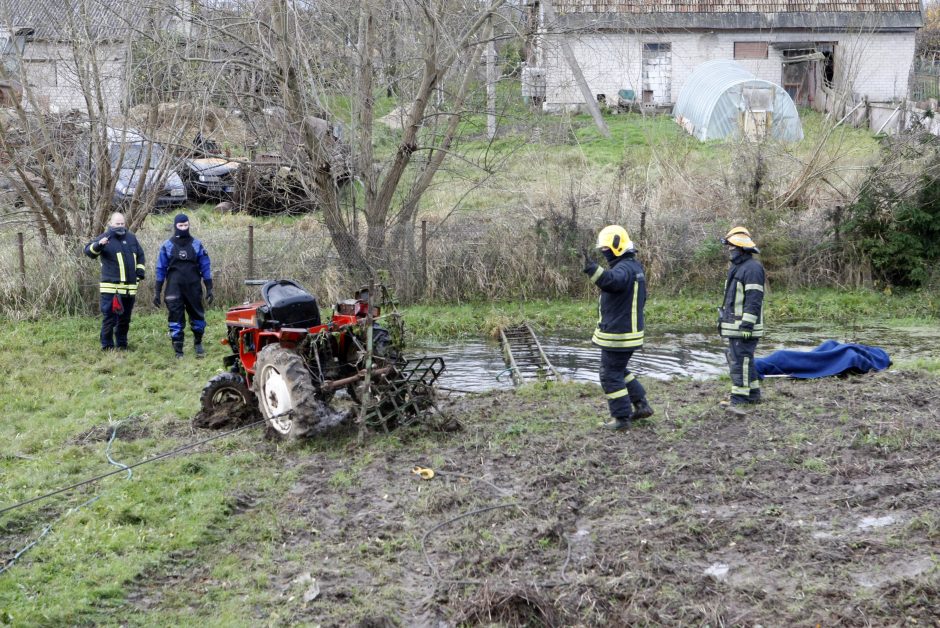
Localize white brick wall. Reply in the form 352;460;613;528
541;29;916;107
20;41;128;114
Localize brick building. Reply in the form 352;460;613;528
0;0;148;114
534;0;924;112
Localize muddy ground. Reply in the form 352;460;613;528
130;371;940;626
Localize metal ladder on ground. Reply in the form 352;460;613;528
498;323;561;386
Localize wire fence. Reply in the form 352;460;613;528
0;206;846;319
912;59;940;102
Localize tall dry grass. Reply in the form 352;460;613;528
0;184;854;321
0;109;896;319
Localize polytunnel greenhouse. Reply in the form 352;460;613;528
673;60;803;142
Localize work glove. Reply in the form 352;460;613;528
136;269;145;281
204;279;214;305
740;322;754;340
153;280;163;307
581;247;597;275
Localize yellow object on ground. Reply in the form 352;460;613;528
412;466;435;480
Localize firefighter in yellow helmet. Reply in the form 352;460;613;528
718;226;765;408
582;225;654;430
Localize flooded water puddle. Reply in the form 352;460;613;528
413;322;940;393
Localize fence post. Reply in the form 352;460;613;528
421;220;428;298
247;224;255;280
17;232;25;282
639;207;647;242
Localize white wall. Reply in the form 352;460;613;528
20;41;128;114
541;29;916;107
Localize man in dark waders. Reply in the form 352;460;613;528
153;214;213;359
583;225;655;431
718;226;765;411
83;212;146;351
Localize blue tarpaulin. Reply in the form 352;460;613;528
755;340;892;379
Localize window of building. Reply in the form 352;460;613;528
734;42;768;60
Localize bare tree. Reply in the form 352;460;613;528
0;0;188;238
149;0;509;281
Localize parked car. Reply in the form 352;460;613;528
176;133;240;201
104;128;187;209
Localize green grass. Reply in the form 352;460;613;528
0;310;297;625
401;288;940;338
1;340;937;623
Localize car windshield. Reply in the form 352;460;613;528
110;142;166;169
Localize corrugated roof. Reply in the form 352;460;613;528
0;0;150;41
555;1;922;13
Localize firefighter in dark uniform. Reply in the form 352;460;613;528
153;214;213;358
83;212;145;351
582;225;655;431
718;226;765;407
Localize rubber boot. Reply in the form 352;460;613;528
194;333;205;359
633;399;655;420
172;341;184;359
601;416;632;431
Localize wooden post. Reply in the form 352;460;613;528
247;224;255;279
541;0;611;138
640;207;647;242
421;220;428;298
17;232;25;282
357;278;376;444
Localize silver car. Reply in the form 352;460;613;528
106;129;187;209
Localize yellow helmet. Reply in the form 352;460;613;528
596;225;635;257
721;226;759;252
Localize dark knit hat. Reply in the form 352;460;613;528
174;213;189;224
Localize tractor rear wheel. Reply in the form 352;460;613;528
254;344;324;439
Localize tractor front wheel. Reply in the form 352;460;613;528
195;372;258;429
200;372;254;413
254;344;324;439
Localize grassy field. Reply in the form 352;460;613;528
1;93;937;622
0;103;899;318
1;305;938;623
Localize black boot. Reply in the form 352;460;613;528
172;341;184;359
194;333;205;359
601;416;632;431
633;399;655;420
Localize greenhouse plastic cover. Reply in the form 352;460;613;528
673;59;803;142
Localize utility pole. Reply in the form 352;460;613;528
486;16;497;140
541;0;610;138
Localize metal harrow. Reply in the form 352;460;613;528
360;357;446;430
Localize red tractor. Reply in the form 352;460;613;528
200;280;444;438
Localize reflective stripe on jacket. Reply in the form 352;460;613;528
720;253;765;338
83;231;145;295
587;254;646;351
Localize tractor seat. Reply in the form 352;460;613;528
261;280;321;328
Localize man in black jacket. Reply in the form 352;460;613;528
83;212;146;351
583;225;655;431
718;226;766;407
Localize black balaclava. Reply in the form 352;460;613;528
174;213;191;240
729;247;748;263
602;249;618;264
